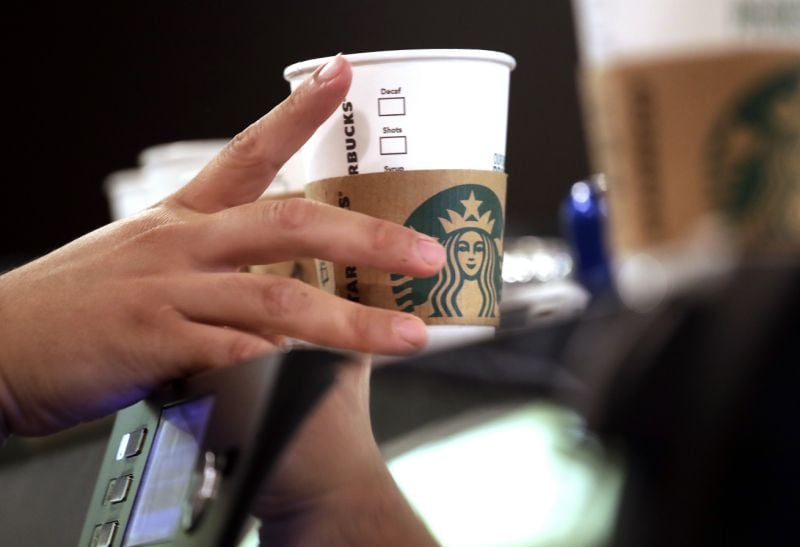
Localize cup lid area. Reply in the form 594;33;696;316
283;49;517;81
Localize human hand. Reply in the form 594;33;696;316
0;55;445;438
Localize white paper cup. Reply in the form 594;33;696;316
285;50;515;349
284;49;515;180
572;0;800;308
263;151;307;196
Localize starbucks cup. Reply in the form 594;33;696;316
284;50;516;350
573;0;800;308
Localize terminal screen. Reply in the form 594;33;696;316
124;396;215;546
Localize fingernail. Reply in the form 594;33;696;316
392;316;427;348
417;237;446;268
316;53;344;83
276;336;292;353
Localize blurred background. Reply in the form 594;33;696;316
1;0;587;264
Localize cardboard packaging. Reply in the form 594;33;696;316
306;169;507;326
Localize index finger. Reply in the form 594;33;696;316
171;54;351;213
191;198;447;278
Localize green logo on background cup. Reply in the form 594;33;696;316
391;184;504;319
708;66;800;248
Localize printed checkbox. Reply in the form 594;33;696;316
378;97;406;116
380;136;407;155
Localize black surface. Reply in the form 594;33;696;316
580;260;800;547
371;318;584;445
2;1;588;258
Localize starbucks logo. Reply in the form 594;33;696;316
391;184;504;319
708;66;800;248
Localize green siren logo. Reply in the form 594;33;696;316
708;65;800;249
391;184;504;320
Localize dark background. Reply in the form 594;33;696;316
2;1;589;262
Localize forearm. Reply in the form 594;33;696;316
259;470;439;547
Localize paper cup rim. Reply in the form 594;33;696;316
283;49;517;82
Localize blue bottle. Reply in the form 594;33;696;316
560;174;614;296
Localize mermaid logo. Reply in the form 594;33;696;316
392;184;504;321
708;65;800;249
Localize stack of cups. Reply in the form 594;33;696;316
103;139;317;282
572;0;800;308
104;139;305;216
137;140;229;208
104;168;150;221
103;140;229;221
284;50;516;350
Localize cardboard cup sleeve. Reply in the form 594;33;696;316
306;169;507;326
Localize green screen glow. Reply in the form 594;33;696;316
387;404;622;547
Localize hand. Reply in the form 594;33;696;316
252;356;439;546
0;55;446;438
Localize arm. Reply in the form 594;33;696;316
252;357;439;546
259;469;439;547
0;54;442;544
0;54;444;437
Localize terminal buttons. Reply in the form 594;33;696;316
116;428;147;460
89;521;118;547
105;474;133;504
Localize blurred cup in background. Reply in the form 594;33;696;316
573;0;800;308
104;140;320;285
138;139;229;210
104;140;228;221
103;168;150;222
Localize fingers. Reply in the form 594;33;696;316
171;54;352;213
170;272;428;355
169;320;277;375
192;198;446;277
